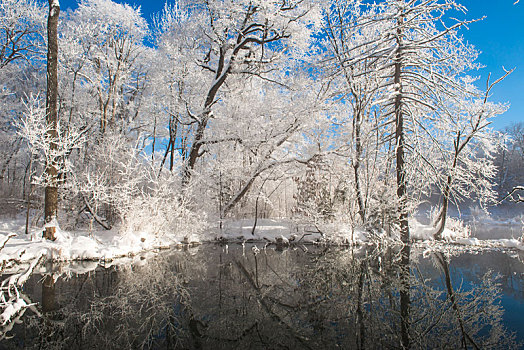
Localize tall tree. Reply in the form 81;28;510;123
43;0;60;240
338;0;481;241
322;0;393;226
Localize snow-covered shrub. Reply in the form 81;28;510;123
120;177;205;241
442;217;471;240
75;133;203;240
428;206;470;240
70;133;145;229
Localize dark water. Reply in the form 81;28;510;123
1;244;523;349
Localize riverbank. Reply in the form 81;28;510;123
0;216;522;266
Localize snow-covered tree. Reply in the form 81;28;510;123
155;0;321;186
319;0;507;241
0;0;44;69
431;72;510;239
0;0;45;201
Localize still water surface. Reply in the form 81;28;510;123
2;243;523;349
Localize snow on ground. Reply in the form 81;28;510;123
411;216;524;251
0;217;200;266
215;218;369;245
0;214;522;267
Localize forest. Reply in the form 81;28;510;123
1;0;524;347
0;0;523;247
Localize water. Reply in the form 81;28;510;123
1;243;523;349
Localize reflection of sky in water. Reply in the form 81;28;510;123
447;251;524;345
1;245;523;349
502;295;524;343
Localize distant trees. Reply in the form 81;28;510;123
0;0;45;201
495;122;524;195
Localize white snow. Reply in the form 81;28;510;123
0;217;200;266
215;218;369;245
0;213;522;269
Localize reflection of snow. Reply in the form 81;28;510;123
0;238;42;338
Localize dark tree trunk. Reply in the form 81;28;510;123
434;175;452;240
353;110;365;223
44;0;60;240
356;260;366;349
182;46;230;186
394;16;409;244
42;274;57;314
183;114;209;185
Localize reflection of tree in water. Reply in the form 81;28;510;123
296;246;518;349
1;245;520;349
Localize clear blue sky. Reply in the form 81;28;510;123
58;0;523;130
462;0;524;130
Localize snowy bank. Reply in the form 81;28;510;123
0;218;202;266
215;218;369;246
0;214;522;268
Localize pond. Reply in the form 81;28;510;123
1;243;523;349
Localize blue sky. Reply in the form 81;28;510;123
59;0;523;130
462;0;524;130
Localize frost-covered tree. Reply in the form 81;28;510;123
155;0;321;186
0;0;44;69
320;0;506;241
61;0;150;136
0;0;45;201
431;72;510;239
321;0;394;226
0;0;514;242
53;0;158;229
377;0;480;243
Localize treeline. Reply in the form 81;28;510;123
0;0;521;240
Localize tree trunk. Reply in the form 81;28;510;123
43;0;60;240
434;175;452;240
182;45;230;186
353;110;366;223
183;114;209;185
394;16;409;244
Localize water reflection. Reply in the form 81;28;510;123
1;244;522;349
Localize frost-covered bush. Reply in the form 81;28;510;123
443;217;471;240
75;133;203;239
121;177;205;240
